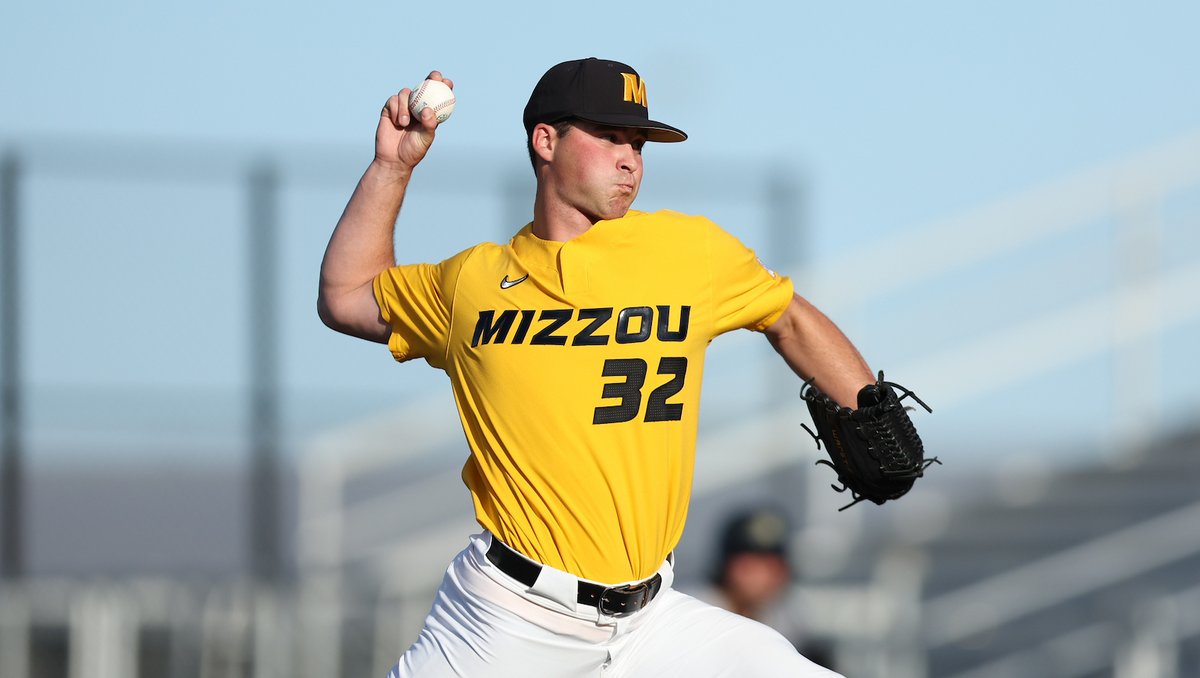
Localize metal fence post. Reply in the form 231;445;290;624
248;160;281;585
1;150;24;583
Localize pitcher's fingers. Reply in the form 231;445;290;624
380;94;396;121
382;90;415;127
425;71;453;90
416;105;439;131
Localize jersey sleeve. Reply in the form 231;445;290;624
372;247;471;368
706;220;795;335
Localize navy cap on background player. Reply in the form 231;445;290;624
718;507;791;559
523;57;688;143
711;507;795;585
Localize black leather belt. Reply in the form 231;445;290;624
485;538;664;618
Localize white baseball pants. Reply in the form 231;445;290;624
386;533;842;677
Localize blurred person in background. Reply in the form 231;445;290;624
699;506;837;672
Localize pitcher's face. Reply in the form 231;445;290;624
549;121;646;222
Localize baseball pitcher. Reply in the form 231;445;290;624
319;57;934;677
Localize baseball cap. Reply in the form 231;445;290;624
718;508;791;559
523;57;688;143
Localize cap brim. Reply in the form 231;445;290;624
573;113;688;143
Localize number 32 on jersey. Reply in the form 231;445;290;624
593;357;687;425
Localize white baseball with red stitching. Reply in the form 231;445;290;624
408;79;456;123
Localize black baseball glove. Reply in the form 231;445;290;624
801;371;939;511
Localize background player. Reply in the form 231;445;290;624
698;506;838;672
318;57;872;676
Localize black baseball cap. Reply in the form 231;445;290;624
718;508;790;558
523;57;688;143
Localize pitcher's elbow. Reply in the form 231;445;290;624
317;294;344;332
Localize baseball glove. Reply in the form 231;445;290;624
801;371;939;511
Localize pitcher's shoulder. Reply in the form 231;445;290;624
626;209;721;232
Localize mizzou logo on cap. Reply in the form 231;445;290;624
620;73;648;107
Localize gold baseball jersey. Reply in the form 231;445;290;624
374;209;794;584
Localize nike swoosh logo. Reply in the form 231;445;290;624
500;274;528;289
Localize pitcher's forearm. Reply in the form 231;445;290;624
317;160;412;337
323;160;412;288
765;294;874;407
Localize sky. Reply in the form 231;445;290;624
2;0;1199;468
4;1;1196;240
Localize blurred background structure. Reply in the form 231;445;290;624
3;2;1200;677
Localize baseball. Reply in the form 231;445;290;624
409;79;456;123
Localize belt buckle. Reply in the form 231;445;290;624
598;581;651;618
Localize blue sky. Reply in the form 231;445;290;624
5;2;1198;252
2;1;1199;465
